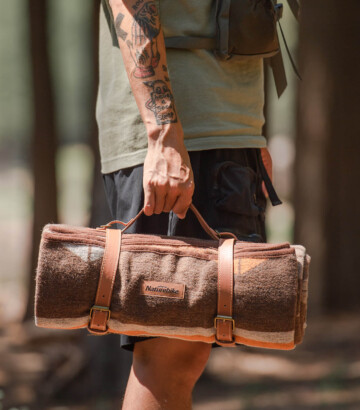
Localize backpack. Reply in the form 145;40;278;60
164;0;301;97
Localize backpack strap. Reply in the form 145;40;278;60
287;0;300;20
268;49;288;98
164;36;215;50
164;1;301;99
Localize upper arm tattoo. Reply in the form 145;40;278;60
115;1;161;79
114;2;178;125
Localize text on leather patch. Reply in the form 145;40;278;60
140;280;185;299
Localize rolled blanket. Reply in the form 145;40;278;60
35;220;310;350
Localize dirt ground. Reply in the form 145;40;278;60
0;312;360;410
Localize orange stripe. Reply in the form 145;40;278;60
37;323;295;350
37;322;87;330
234;335;295;350
109;328;215;343
109;328;295;349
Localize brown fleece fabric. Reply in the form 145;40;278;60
35;224;310;349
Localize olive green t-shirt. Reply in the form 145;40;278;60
96;0;266;174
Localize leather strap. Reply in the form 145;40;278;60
88;228;122;334
99;203;236;241
215;237;235;346
189;203;237;240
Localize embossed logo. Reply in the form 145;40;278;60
140;280;185;299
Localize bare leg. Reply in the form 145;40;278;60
122;338;211;410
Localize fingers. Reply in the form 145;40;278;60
153;185;166;214
143;183;155;216
143;180;194;218
171;181;194;219
144;182;179;216
163;192;178;213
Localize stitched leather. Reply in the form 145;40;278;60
188;204;227;240
88;228;122;334
216;237;235;346
101;203;235;241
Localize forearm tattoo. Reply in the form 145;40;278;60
115;13;128;41
144;80;177;124
114;2;178;125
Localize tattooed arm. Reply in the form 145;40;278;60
109;0;194;219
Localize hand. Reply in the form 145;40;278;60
143;137;194;219
260;147;273;198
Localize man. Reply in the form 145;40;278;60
97;0;277;408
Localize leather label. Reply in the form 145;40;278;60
140;280;185;299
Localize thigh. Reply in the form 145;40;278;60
169;148;267;242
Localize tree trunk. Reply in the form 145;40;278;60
294;1;360;314
24;0;58;320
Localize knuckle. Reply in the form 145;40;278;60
155;180;168;191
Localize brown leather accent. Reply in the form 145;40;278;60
99;203;232;241
88;228;122;334
215;237;236;346
188;204;222;240
140;280;185;299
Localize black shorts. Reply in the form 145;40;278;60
102;148;276;351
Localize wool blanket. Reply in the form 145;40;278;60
35;224;310;350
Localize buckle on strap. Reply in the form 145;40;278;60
90;305;111;322
214;315;235;331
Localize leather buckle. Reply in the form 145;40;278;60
90;305;111;321
214;315;236;346
214;315;235;331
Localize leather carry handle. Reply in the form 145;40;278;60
98;203;237;241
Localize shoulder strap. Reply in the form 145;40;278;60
287;0;300;20
164;1;302;98
164;36;215;50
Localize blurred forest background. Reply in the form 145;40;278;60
0;0;359;409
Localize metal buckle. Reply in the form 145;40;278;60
214;315;235;331
90;305;111;321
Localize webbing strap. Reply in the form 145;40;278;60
268;50;288;98
257;148;283;206
287;0;300;20
164;1;302;98
276;18;302;82
164;36;215;50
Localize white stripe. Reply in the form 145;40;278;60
36;317;294;343
62;242;104;262
234;328;294;343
